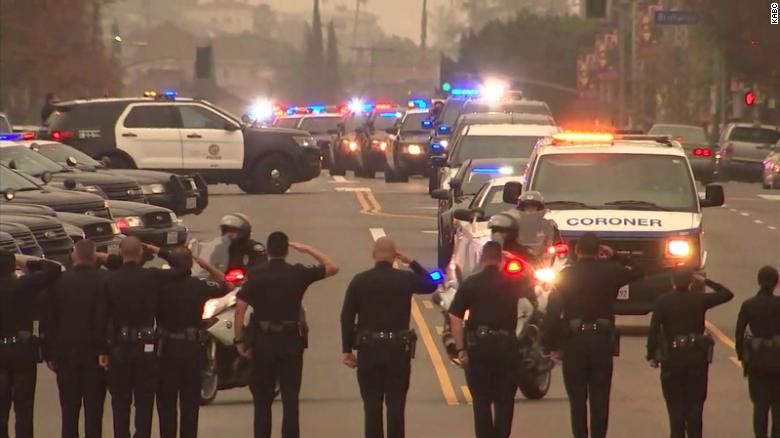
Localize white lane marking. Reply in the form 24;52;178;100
415;206;441;210
740;212;750;217
728;208;738;212
758;194;780;201
421;230;438;234
336;187;371;192
754;220;763;224
369;228;387;241
332;175;347;183
769;226;777;231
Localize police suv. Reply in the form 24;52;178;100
512;132;725;314
44;93;322;194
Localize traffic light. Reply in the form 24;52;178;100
744;91;756;106
586;0;608;18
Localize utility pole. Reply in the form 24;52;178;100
616;0;631;128
420;0;428;65
351;0;362;56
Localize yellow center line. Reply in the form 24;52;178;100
351;191;435;220
461;385;473;405
355;191;372;213
705;320;736;350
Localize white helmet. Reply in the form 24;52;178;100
220;213;252;237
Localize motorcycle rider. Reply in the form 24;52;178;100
219;213;268;271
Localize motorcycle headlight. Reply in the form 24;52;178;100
202;298;222;320
141;183;166;195
534;267;557;284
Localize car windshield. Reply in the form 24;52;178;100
481;186;510;217
299;117;341;134
464;101;550;116
31;142;102;167
373;113;400;130
0;146;64;176
0;165;42;191
531;154;698;212
401;113;429;134
450;135;540;164
728;127;780;144
648;125;708;144
274;117;301;129
345;113;368;132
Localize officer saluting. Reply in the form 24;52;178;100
736;266;780;438
0;250;61;438
542;232;644;438
96;236;189;438
43;240;109;438
448;241;536;438
647;270;733;438
340;237;438;438
234;232;338;438
154;245;230;438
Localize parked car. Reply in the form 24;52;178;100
716;123;780;181
647;124;718;184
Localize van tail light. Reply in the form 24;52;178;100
693;148;712;157
50;130;75;141
547;242;569;257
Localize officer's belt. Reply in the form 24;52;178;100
355;329;416;343
748;336;780;351
569;318;614;333
160;328;209;342
0;331;34;346
670;333;713;350
468;325;514;338
255;320;302;335
116;327;157;343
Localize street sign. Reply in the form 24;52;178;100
654;10;699;25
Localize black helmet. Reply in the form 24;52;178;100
488;212;519;232
219;213;252;238
517;191;545;211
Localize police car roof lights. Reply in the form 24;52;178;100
248;99;275;121
0;133;23;141
472;166;513;175
379;111;402;118
408;98;429;109
479;80;508;102
551;132;615;144
451;88;480;96
307;105;326;114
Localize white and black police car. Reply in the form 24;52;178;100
43;91;322;194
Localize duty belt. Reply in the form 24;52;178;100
465;325;514;348
569;318;614;333
160;328;209;343
256;320;302;335
749;336;780;351
354;329;417;357
0;331;33;346
670;333;713;350
116;327;157;343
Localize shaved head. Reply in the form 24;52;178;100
120;236;143;261
372;237;397;263
72;239;96;266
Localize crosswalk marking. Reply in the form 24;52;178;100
335;187;371;192
757;194;780;201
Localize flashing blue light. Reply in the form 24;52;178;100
472;167;502;174
0;133;23;141
163;90;178;97
361;103;374;110
451;88;480;96
431;144;443;150
437;124;451;134
408;98;429;109
307;105;326;113
429;269;444;283
286;107;296;115
422;119;434;128
379;112;401;118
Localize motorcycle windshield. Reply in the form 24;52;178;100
515;212;555;254
191;235;232;278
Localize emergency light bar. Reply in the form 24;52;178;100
379;112;402;118
408;99;429;109
0;133;23;141
307;105;326;113
551;132;615;144
376;103;394;110
472;166;513;175
451;88;480;96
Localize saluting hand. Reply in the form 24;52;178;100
289;242;311;253
342;352;358;369
395;252;412;265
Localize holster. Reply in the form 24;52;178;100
567;319;619;356
745;336;780;373
664;333;714;365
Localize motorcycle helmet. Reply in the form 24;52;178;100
517;191;545;212
219;213;252;239
488;212;519;247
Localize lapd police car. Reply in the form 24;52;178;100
44;92;321;194
513;132;725;314
384;109;432;182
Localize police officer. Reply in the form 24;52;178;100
736;266;780;438
0;250;61;438
155;245;230;438
448;241;536;438
234;232;338;438
96;236;189;438
220;213;267;270
43;240;110;438
340;237;437;438
647;270;733;438
542;232;644;438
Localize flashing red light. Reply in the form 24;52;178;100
376;103;393;110
50;130;75;141
504;259;524;275
693;148;712;157
22;132;36;140
225;268;246;283
115;218;130;230
336;104;348;114
675;135;684;142
744;91;756;106
547;242;570;256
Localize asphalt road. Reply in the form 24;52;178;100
25;174;780;438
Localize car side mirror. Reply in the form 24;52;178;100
700;184;724;208
430;188;449;200
430;154;448;167
63;178;77;190
2;189;15;201
453;208;477;222
66;156;78;167
503;181;523;204
41;171;53;184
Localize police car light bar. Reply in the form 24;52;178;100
551;132;615;144
472;166;513;175
451;88;480;96
379;112;402;118
0;133;23;141
376;103;394;110
408;99;429;109
307;105;326;113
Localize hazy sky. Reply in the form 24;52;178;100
263;0;448;42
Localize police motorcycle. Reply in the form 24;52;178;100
433;190;566;399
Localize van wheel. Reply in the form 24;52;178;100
238;181;257;193
252;155;292;194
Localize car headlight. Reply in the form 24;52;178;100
169;212;179;224
293;135;315;147
141;183;166;195
202;298;222;320
115;215;143;230
666;239;691;258
406;144;422;155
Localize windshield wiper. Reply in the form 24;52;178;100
546;200;600;209
604;200;671;211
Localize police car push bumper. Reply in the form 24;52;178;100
552;210;705;315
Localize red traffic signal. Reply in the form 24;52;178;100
744;91;757;106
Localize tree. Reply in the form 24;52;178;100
302;0;326;101
325;20;342;102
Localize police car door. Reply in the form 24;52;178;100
177;104;244;170
116;104;183;169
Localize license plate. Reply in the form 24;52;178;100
166;231;179;245
186;196;197;209
617;285;630;300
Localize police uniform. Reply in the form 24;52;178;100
228;238;267;271
156;276;229;438
340;260;437;438
647;279;733;438
449;265;536;438
0;259;61;438
236;259;326;438
96;251;189;438
542;257;643;438
43;263;109;438
735;287;780;438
